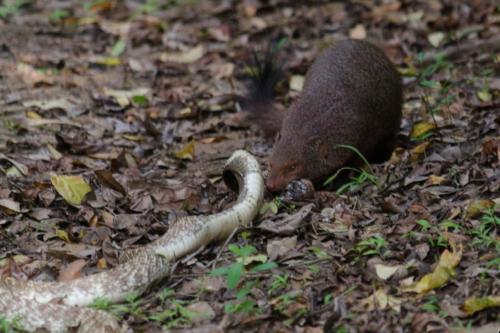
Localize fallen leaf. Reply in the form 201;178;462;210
289;75;305;91
358;288;402;312
428;32;446;47
174;141;195;160
266;236;298;261
0;198;21;214
51;174;92;206
160;45;205;64
91;56;121;66
97;258;107;269
58;259;87;282
410;122;436;139
350;24;367;39
462;296;500;315
259;204;313;235
103;87;151;108
465;200;494;219
0;153;29;176
95;170;127;195
402;244;462;293
375;263;400;280
427;175;446;185
477;88;492;102
23;98;76;112
186;301;216;324
56;229;71;242
410;141;431;161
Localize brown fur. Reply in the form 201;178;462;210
248;39;403;191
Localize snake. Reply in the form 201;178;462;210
0;150;264;333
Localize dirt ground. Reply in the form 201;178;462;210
0;1;498;332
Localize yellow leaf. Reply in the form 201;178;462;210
179;107;193;116
240;254;267;266
402;244;462;294
427;175;446;185
465;199;494;219
160;45;205;64
410;122;436;139
410;141;431;161
462;296;500;315
477;89;492;102
6;166;23;177
51;174;92;206
47;144;63;160
375;264;400;280
103;87;150;108
349;24;367;39
26;111;42;119
358;288;402;312
174;141;195;160
97;258;107;269
93;56;121;66
122;133;143;141
289;75;305;91
428;32;445;47
56;229;71;242
0;153;29;176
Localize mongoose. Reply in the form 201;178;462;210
244;39;403;192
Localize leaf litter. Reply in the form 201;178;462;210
0;1;498;332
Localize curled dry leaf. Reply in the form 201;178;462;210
357;288;402;313
410;122;436;139
402;244;463;294
462;296;500;315
160;45;205;64
174;141;196;160
0;198;21;214
58;259;87;282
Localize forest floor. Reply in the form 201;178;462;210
0;1;498;332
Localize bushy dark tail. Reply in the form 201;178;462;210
241;41;286;139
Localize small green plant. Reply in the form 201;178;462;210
268;274;289;295
421;295;440;313
421;295;449;318
485;257;500;269
114;292;145;317
323;144;378;194
93;292;145;319
469;207;500;251
260;196;295;215
427;233;448;249
414;219;451;250
0;0;26;18
49;9;70;22
440;219;462;232
110;39;127;57
416;52;452;88
354;235;387;257
272;291;309;324
149;299;194;328
90;296;112;311
211;244;277;315
0;316;24;333
417;219;432;232
157;288;174;304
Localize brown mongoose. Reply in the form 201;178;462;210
243;39;403;192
